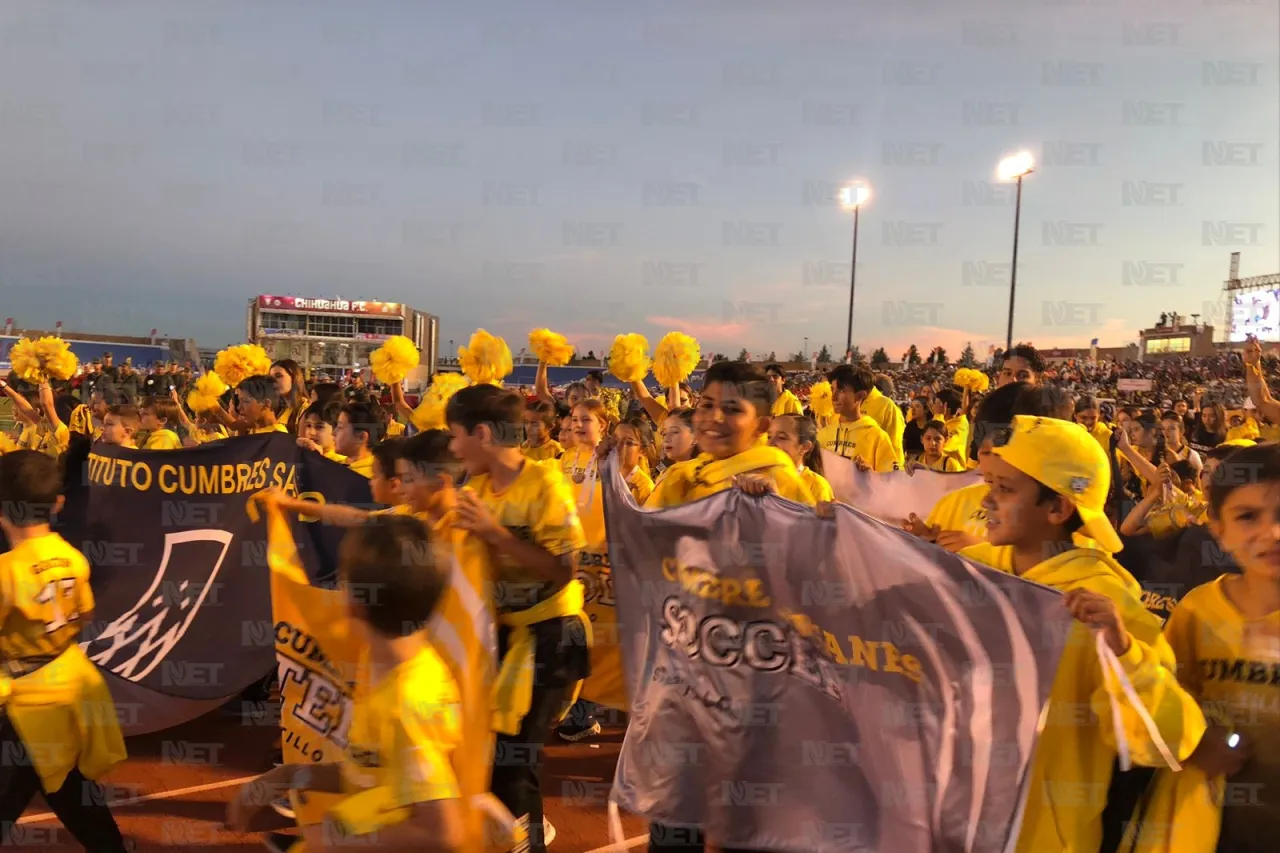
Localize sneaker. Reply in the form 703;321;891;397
542;817;556;847
263;832;299;853
270;797;295;820
556;717;601;743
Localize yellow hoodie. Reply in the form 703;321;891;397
959;544;1206;853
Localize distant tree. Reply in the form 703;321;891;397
849;345;864;364
586;350;596;361
816;344;832;364
737;348;751;361
768;351;777;362
789;351;805;363
904;344;922;366
713;353;730;363
570;349;580;365
959;343;976;367
870;347;889;367
931;346;949;366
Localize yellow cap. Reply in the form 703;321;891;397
992;415;1123;554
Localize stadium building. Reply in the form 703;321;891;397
246;294;439;378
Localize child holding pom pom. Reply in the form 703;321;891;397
1;379;72;458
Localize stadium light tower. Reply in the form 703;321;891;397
996;152;1034;352
839;182;872;358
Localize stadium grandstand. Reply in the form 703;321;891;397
0;324;198;372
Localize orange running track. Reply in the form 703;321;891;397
13;709;649;852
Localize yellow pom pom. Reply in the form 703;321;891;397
652;332;701;390
808;380;835;420
655;394;667;408
370;335;420;385
187;373;229;414
459;330;513;386
608;334;651;383
413;372;471;430
529;329;574;367
974;371;990;393
214;344;272;388
9;337;78;384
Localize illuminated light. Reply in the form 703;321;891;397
839;182;871;209
996;151;1034;181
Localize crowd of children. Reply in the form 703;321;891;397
0;330;1277;853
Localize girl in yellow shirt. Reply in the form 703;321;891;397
269;358;308;434
1156;442;1280;853
521;400;563;462
613;418;656;505
767;413;834;502
909;420;966;473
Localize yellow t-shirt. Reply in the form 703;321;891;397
385;420;406;438
1164;577;1280;851
324;449;349;464
925;481;989;541
817;416;898;473
335;646;462;829
942;414;969;459
192;425;229;444
0;532;95;663
771;390;803;417
249;423;289;435
916;454;966;473
521;440;563;462
143;429;183;451
464;458;586;612
626;467;655;505
645;449;817;509
798;467;834;503
348;454;375;479
18;423;70;457
559;446;603;549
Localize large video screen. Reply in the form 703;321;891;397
1231;289;1280;343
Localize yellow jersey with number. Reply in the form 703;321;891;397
0;532;127;792
0;532;95;662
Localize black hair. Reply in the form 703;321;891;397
969;381;1032;460
1013;386;1073;421
311;382;341;407
1034;483;1085;535
445;384;523;446
1206;442;1280;518
0;450;61;526
1002;344;1044;375
702;360;776;415
826;364;875;395
303;400;341;429
338;514;448;638
341;401;387;449
238;375;286;416
934;387;962;417
370;438;403;481
1170;459;1197;483
922;420;948;439
1075;395;1099;415
585;370;604;384
778;413;823;476
765;363;785;379
399;429;460;484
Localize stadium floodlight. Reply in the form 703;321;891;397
839;182;872;358
996;153;1034;351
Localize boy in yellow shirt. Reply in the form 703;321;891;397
0;451;128;849
138;395;184;450
520;400;563;462
446;384;588;853
335;401;384;478
99;404;140;448
958;416;1204;853
228;514;469;852
815;364;897;473
640;359;814;853
297;401;346;462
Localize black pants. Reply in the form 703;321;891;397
491;616;588;853
0;713;127;851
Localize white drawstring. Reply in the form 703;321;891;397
1094;632;1181;772
607;800;625;847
